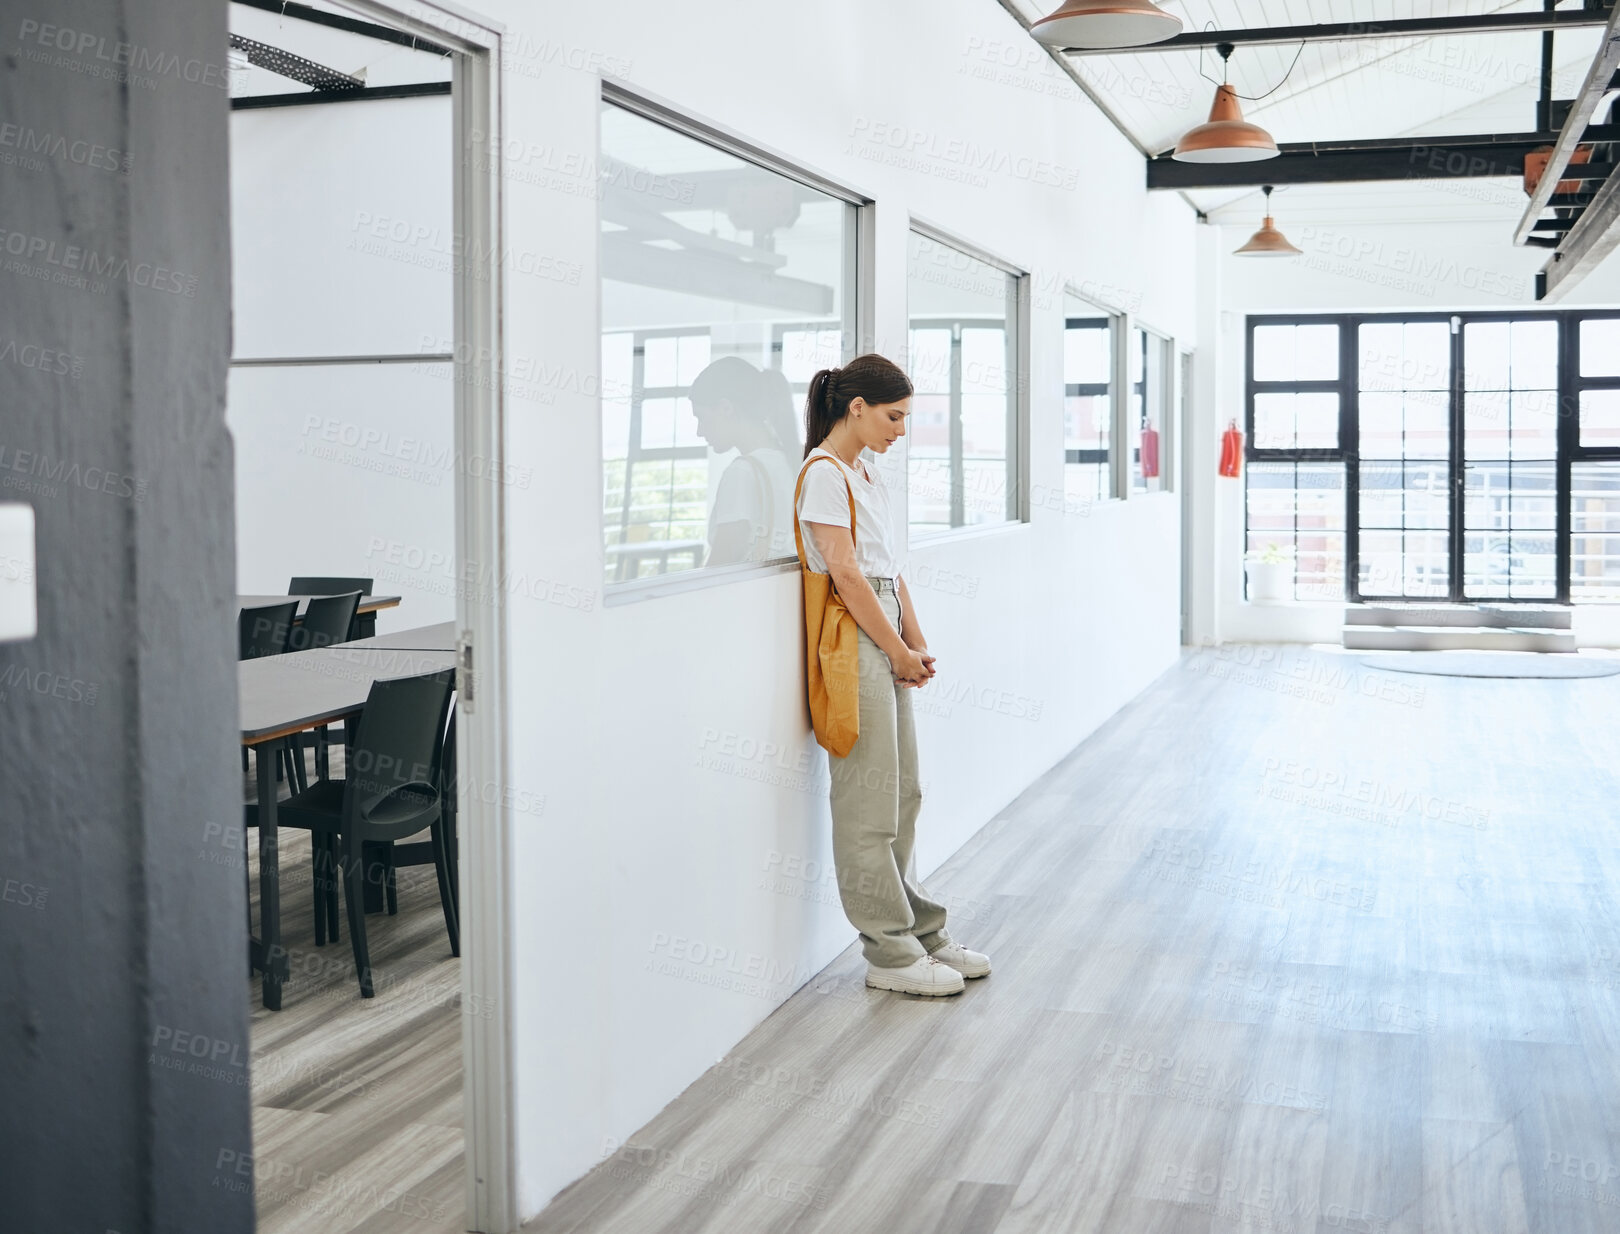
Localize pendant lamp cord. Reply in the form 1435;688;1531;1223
1197;30;1306;102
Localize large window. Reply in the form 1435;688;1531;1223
1246;311;1620;604
1063;296;1114;503
599;97;858;589
906;230;1022;535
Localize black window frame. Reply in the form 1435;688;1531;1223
1246;309;1620;605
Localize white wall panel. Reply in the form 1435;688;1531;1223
225;363;455;632
230;96;452;358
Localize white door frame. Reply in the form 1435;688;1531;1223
330;3;514;1229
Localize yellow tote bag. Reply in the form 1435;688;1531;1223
793;456;861;757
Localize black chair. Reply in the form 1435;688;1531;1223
374;707;458;924
288;575;373;597
239;601;297;660
288;577;374;642
270;669;458;997
285;592;364;784
287;590;363;652
239;601;299;780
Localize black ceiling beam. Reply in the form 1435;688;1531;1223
1148;127;1620;189
230;0;452;58
1063;7;1614;54
231;81;451;110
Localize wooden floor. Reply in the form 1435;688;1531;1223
526;644;1620;1234
245;744;465;1234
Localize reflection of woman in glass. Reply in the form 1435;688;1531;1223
690;358;799;566
794;353;991;997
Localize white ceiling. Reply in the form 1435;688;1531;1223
1007;0;1612;225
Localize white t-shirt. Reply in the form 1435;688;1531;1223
709;446;798;563
794;446;901;578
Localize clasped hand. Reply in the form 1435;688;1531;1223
891;643;936;688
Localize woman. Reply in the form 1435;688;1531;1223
794;353;991;997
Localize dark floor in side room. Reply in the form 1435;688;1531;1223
245;742;465;1234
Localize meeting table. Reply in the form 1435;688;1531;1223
240;624;455;1009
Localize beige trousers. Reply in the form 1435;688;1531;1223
828;577;951;968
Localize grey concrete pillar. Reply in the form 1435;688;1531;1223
0;1;252;1230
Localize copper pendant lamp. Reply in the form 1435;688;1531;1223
1233;186;1301;257
1173;44;1279;164
1031;0;1182;49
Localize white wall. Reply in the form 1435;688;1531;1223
1194;215;1620;649
228;96;454;632
413;0;1201;1216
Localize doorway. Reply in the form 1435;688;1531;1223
227;1;513;1229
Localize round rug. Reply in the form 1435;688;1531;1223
1359;652;1620;679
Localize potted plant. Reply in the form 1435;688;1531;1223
1245;542;1293;604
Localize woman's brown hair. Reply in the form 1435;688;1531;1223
803;353;914;459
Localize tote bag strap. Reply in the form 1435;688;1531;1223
792;453;858;575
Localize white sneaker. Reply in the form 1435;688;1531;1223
929;942;991;978
865;954;965;996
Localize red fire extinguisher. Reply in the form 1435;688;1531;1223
1140;422;1160;479
1219;419;1243;477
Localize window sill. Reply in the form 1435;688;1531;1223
603;556;799;607
909;520;1031;550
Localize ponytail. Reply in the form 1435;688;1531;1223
802;353;914;459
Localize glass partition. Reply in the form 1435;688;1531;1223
906;230;1021;535
599;100;857;588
